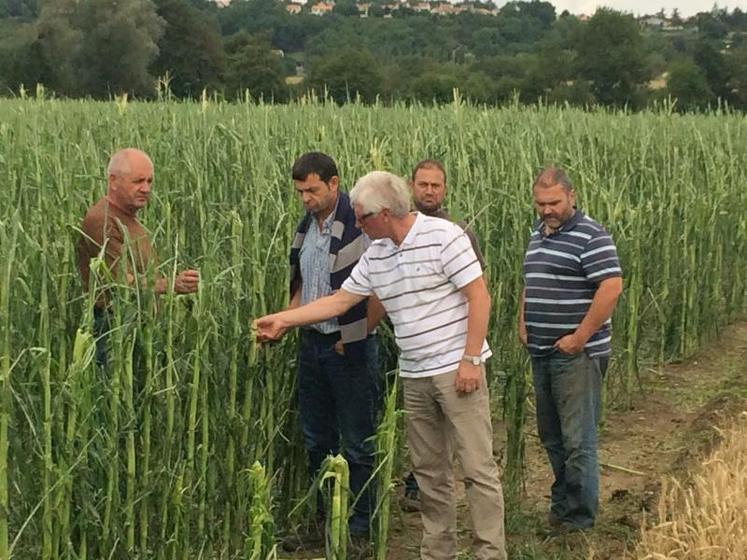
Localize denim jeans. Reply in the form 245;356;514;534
297;330;381;536
531;352;603;528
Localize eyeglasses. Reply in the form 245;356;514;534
358;210;381;224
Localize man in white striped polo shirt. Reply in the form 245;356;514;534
255;171;506;560
519;167;623;536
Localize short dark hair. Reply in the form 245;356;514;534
533;166;573;192
411;159;447;183
292;152;339;183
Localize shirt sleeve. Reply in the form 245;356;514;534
342;251;373;296
440;224;483;289
580;228;622;284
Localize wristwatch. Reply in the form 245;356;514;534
462;354;482;366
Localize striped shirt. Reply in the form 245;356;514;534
343;213;491;378
522;210;622;358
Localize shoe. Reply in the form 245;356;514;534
400;492;420;513
280;525;325;552
547;511;564;528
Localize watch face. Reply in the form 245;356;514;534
471;357;481;365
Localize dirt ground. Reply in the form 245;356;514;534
384;322;747;560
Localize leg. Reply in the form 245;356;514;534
532;356;569;521
297;334;339;517
435;368;506;560
324;336;381;536
403;376;456;560
550;353;602;528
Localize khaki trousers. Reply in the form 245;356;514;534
403;367;506;560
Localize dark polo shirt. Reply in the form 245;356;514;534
522;210;622;358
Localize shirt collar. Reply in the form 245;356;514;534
398;212;423;247
537;209;584;236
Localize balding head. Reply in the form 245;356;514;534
108;148;153;178
532;166;573;193
106;148;154;215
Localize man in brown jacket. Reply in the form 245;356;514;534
78;148;199;365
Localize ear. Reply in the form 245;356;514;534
329;176;340;191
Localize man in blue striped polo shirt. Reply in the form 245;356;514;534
519;167;623;535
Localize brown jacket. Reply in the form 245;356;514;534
78;197;156;306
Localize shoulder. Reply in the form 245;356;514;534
81;198;107;232
419;214;462;239
576;213;614;240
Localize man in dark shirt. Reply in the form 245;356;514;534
410;159;486;269
519;167;623;535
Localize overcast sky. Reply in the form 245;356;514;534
534;1;742;17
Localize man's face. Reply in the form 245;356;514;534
294;173;339;215
411;167;446;214
533;183;576;231
109;155;154;214
354;204;387;240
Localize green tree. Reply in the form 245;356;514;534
152;0;225;98
333;0;360;17
74;0;165;97
692;39;731;101
666;58;714;111
574;9;648;107
223;31;287;101
308;48;382;103
726;44;747;109
24;0;81;94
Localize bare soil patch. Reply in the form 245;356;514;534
386;321;747;559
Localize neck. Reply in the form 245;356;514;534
390;213;417;246
105;195;137;218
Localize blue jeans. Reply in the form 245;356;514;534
531;352;603;528
297;330;381;536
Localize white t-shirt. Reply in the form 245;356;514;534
343;213;491;378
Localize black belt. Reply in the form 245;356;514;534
301;328;341;344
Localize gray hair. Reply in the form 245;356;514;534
107;148;152;177
533;166;573;192
350;171;411;218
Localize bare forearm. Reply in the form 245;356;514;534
366;295;386;333
574;278;623;343
518;288;526;340
277;292;355;330
464;285;491;355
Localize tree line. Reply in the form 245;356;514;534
1;0;747;111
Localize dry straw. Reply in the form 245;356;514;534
633;415;747;560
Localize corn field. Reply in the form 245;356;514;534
1;94;747;560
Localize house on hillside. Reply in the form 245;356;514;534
641;16;666;28
433;2;460;15
286;2;303;14
310;1;335;15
